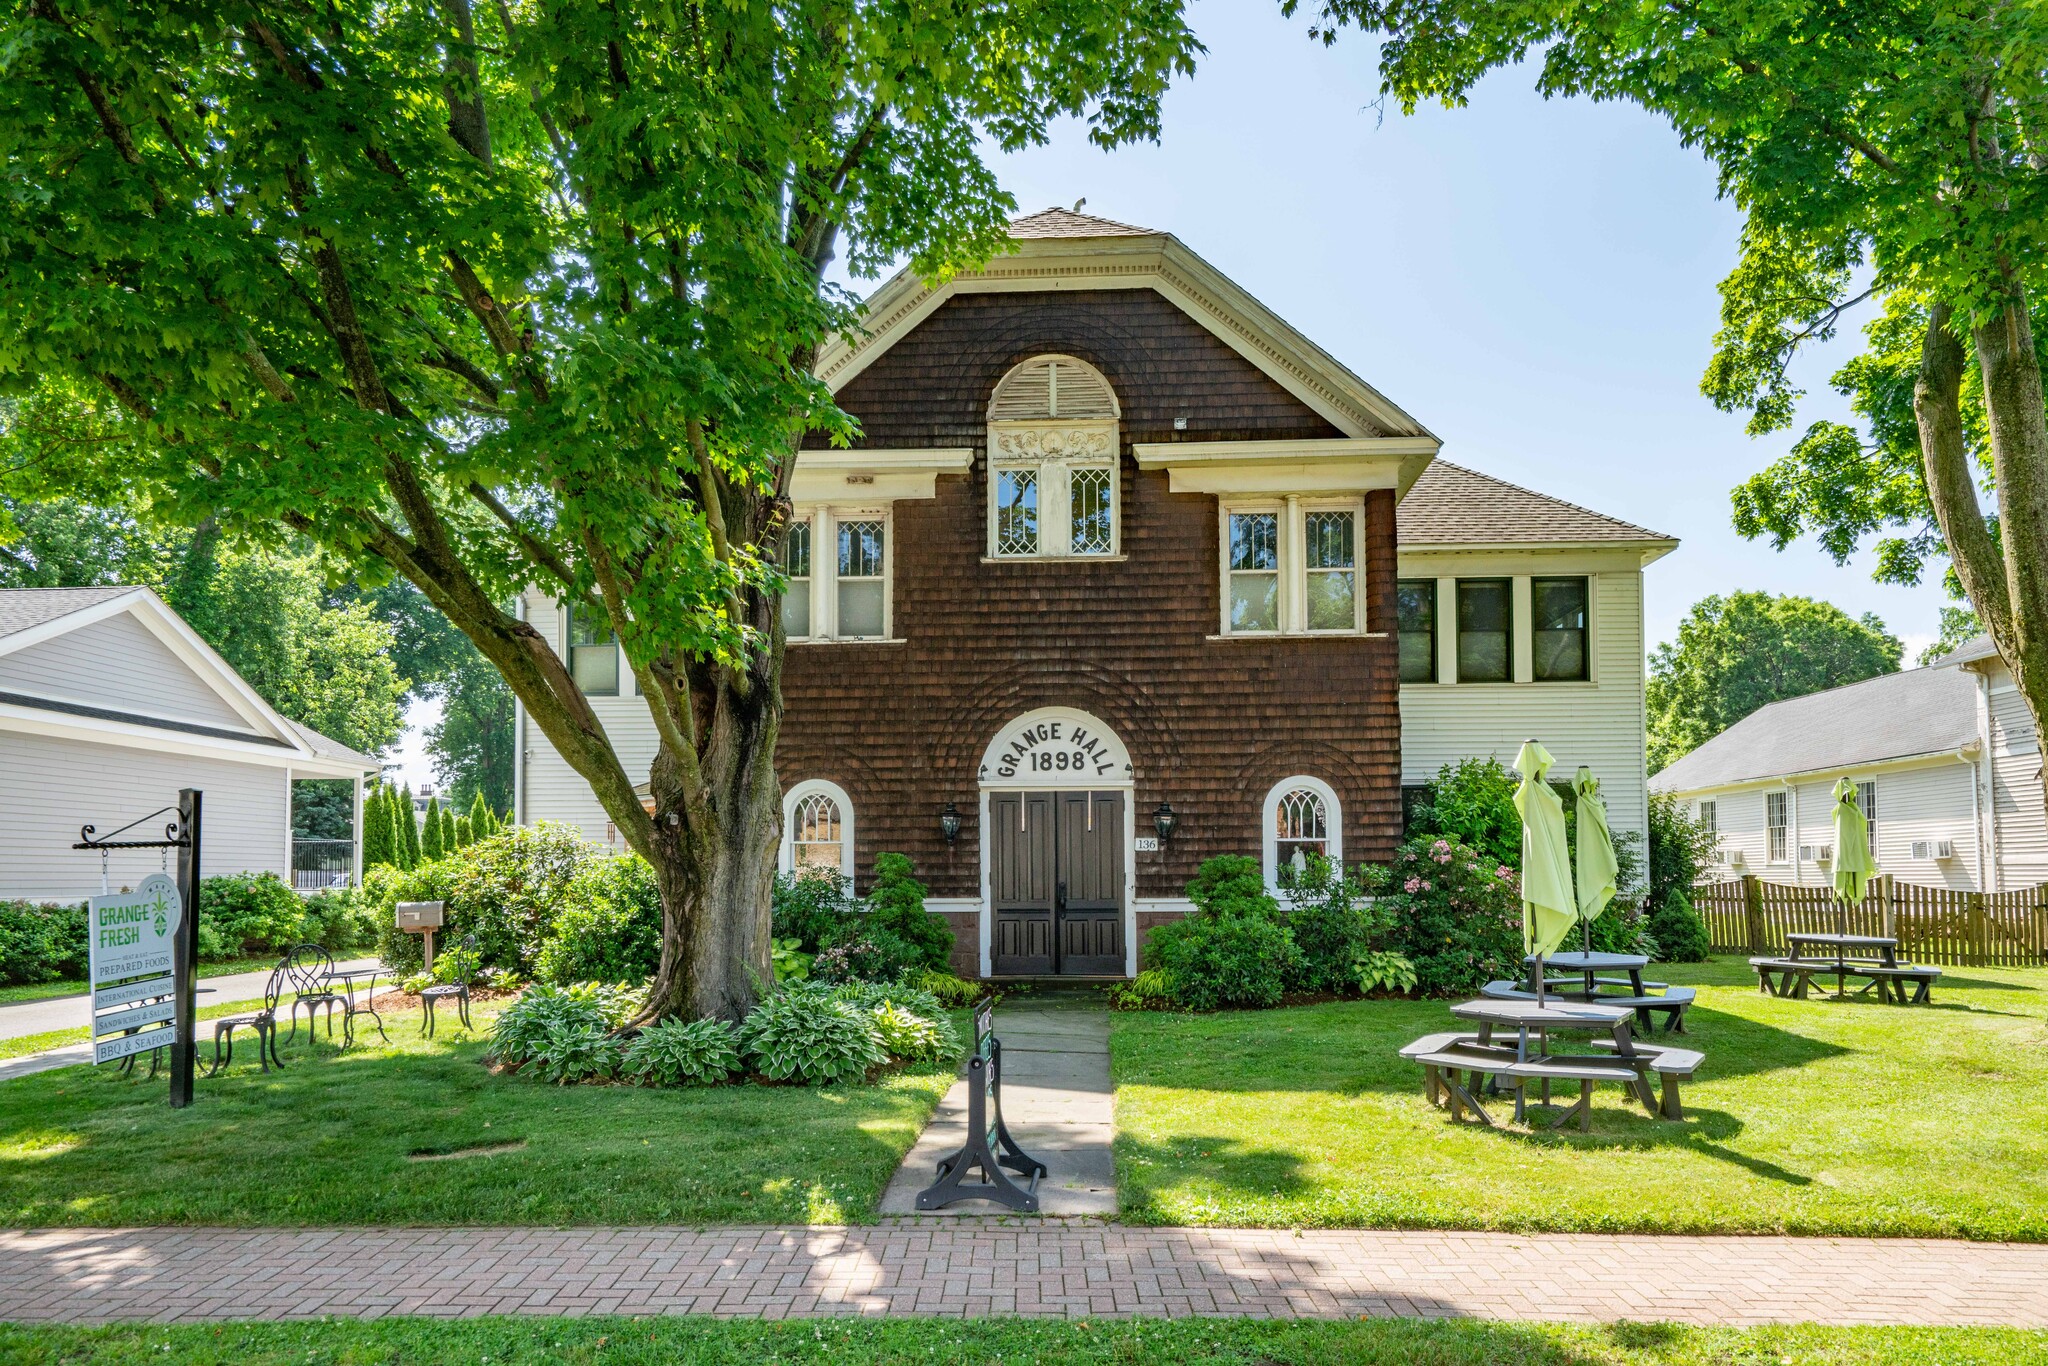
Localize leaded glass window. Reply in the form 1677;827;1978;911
836;519;886;638
1070;466;1115;555
994;469;1039;556
1304;510;1357;631
782;518;812;639
1228;512;1280;633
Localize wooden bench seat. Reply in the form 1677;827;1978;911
1480;980;1696;1034
1398;1031;1686;1129
1749;957;1940;1004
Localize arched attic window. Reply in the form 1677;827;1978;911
987;355;1121;559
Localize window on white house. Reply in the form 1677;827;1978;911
1699;799;1717;841
567;601;619;696
1457;579;1512;682
836;518;887;638
1220;501;1365;636
1263;776;1342;887
1397;579;1437;683
782;519;812;640
986;356;1120;559
1531;577;1589;681
781;509;891;642
1766;791;1788;862
1858;780;1877;856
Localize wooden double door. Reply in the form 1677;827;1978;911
989;790;1125;976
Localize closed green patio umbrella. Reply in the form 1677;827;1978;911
1513;740;1577;1004
1572;767;1619;956
1832;776;1877;936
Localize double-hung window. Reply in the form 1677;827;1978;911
1699;799;1718;841
1219;499;1365;636
567;601;620;696
781;507;892;642
1456;579;1512;682
1531;577;1590;681
1858;780;1877;856
1397;579;1437;682
1766;791;1789;863
987;355;1121;559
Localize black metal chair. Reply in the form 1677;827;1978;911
283;944;344;1046
208;962;289;1075
420;934;478;1038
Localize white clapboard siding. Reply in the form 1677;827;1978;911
1400;571;1650;846
0;613;252;730
0;731;288;902
1690;763;1983;891
1699;791;1773;875
1988;675;2048;887
518;595;660;846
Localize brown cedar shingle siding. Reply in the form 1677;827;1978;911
780;288;1401;907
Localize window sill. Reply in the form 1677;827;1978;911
981;554;1128;564
787;637;908;646
1206;631;1388;642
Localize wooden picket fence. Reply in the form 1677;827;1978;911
1693;875;2048;967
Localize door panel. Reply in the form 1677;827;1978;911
990;791;1055;975
1055;791;1124;976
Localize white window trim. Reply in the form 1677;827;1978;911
1218;496;1366;637
561;599;631;697
780;778;855;885
784;505;894;643
1408;574;1598;687
1262;775;1343;888
1765;790;1789;864
985;429;1121;559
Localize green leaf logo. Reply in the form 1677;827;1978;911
152;892;168;938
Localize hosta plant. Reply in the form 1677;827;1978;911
488;986;610;1069
1355;949;1419;997
831;980;946;1022
621;1017;742;1087
738;989;886;1086
869;1002;961;1065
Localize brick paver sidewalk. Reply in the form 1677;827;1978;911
3;1222;2045;1326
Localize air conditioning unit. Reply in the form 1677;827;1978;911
1910;839;1958;860
1800;844;1834;863
1722;847;1745;868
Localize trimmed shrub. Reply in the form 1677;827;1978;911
421;796;445;861
865;853;953;972
1648;887;1711;962
1378;836;1523;996
0;901;88;985
201;872;308;957
738;987;886;1085
531;855;662;987
298;886;380;955
1281;855;1390;994
1144;855;1301;1011
771;870;856;952
870;1001;960;1065
621;1017;742;1086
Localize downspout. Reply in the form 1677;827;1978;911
1788;780;1801;885
1966;745;1985;893
1976;669;1998;892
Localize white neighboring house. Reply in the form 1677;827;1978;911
1649;637;2048;893
0;586;380;902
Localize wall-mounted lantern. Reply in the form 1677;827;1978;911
1153;802;1178;844
939;802;963;847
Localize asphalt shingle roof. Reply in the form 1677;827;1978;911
1008;207;1155;239
0;586;135;638
1398;461;1672;546
1650;664;1981;793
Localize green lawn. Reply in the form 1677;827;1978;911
1113;960;2048;1239
0;1316;2041;1365
0;956;289;1007
0;1002;955;1226
0;991;290;1062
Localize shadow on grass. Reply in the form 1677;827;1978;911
1476;1100;1816;1187
1116;1132;1314;1206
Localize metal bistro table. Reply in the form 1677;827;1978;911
1526;950;1649;999
1446;997;1661;1120
1786;932;1898;998
324;967;388;1047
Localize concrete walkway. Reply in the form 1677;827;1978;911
878;990;1115;1217
2;1223;2045;1326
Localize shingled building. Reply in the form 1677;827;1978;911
516;210;1676;978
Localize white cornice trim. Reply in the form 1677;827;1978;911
796;448;974;473
1652;744;1981;799
815;235;1436;443
1400;539;1680;567
1134;437;1434;498
0;703;373;777
790;448;973;505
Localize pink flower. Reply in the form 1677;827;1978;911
1434;851;1452;864
1432;839;1450;854
1403;877;1422;893
1496;866;1515;880
1421;880;1433;891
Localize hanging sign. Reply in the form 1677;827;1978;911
89;872;182;990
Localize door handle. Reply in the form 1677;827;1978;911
1055;880;1066;911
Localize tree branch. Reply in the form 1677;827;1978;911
1916;303;2012;645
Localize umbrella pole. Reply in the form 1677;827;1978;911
1534;952;1546;1007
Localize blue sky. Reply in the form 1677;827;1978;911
961;1;1952;663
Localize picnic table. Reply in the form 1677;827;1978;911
1526;950;1649;998
1398;998;1699;1129
1751;932;1941;1004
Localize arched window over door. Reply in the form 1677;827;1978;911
781;779;855;885
1263;776;1342;887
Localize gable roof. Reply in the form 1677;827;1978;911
0;586;134;638
1931;634;2000;668
817;211;1437;443
1650;664;1980;794
0;586;378;776
1398;461;1674;549
1008;207;1155;239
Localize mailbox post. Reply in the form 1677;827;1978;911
396;901;445;972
